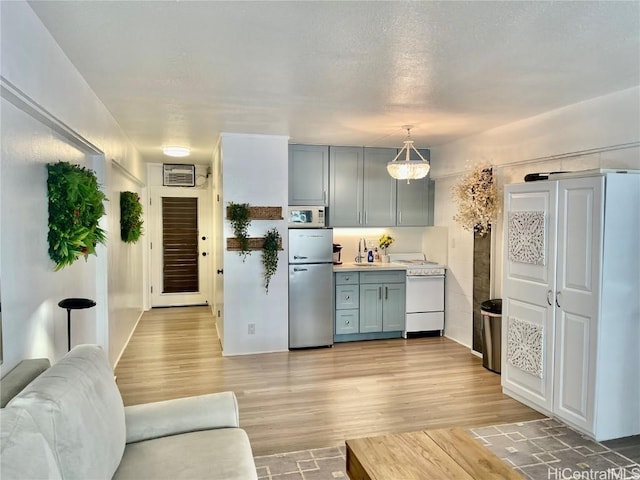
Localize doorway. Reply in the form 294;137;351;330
150;187;211;306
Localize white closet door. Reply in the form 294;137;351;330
502;182;558;413
553;176;603;431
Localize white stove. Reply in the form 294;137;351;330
388;253;446;337
388;253;446;276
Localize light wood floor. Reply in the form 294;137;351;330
115;306;544;456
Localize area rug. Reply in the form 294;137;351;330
254;418;639;479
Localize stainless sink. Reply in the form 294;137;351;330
351;262;377;267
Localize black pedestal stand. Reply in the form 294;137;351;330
58;298;96;351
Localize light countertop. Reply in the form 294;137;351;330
333;262;408;272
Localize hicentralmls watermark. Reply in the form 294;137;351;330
547;466;640;480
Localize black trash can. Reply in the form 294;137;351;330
480;299;502;373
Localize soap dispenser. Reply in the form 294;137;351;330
367;249;374;263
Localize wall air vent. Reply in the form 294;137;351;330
163;164;195;187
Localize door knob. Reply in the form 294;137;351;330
201;236;207;240
202;252;208;257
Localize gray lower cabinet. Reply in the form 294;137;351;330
335;272;360;335
335;270;405;341
289;144;329;206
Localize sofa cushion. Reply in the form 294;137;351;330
113;428;258;480
0;407;61;480
8;345;125;479
0;358;51;408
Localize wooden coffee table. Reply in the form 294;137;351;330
345;427;523;480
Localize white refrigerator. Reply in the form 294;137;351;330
288;228;334;348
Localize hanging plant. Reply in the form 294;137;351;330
228;202;252;261
451;165;498;236
120;191;144;243
262;228;281;293
47;161;107;271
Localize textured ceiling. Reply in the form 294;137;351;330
28;1;640;164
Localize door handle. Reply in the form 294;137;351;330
358;211;362;225
398;211;402;224
555;291;562;308
385;286;388;300
201;236;207;241
546;290;553;306
201;252;208;257
293;255;308;260
217;269;224;275
293;267;308;272
378;286;382;299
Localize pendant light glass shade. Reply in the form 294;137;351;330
386;127;430;183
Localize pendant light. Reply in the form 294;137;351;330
386;126;430;184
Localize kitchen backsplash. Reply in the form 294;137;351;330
332;227;448;265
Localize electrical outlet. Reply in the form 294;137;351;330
248;323;256;335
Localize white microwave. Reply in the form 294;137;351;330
288;206;326;228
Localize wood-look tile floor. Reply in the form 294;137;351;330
115;306;545;456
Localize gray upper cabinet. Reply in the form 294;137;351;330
363;148;397;227
396;150;434;226
288;144;329;206
329;146;364;226
329;146;397;227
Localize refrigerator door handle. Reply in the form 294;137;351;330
293;267;308;272
293;255;309;260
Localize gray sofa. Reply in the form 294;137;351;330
0;345;257;480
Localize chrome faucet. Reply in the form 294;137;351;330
356;237;367;263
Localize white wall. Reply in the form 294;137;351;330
0;1;146;372
220;133;289;355
1;100;98;367
107;165;145;366
430;86;640;349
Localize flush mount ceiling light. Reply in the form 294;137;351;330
162;146;191;158
386;126;430;184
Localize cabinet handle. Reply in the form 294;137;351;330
555;291;562;308
365;211;368;225
378;286;382;299
385;286;388;300
358;211;362;225
323;190;327;204
399;211;402;224
546;290;553;306
345;276;350;281
345;295;350;300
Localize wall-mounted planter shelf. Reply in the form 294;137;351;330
226;237;283;251
226;206;282;220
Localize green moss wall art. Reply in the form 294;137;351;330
120;191;144;243
47;161;107;271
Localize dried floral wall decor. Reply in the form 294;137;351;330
120;191;144;243
47;161;107;271
451;166;498;236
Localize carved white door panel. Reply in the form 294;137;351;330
502;182;558;413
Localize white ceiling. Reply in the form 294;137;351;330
28;1;640;165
